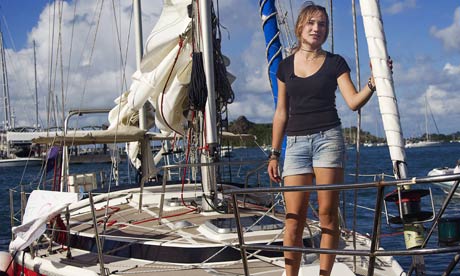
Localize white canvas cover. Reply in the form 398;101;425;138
9;190;78;252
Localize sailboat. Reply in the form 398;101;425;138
3;1;460;276
405;96;442;148
0;28;43;167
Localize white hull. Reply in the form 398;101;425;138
405;141;442;148
0;157;42;167
428;167;460;196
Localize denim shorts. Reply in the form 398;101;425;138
282;125;345;178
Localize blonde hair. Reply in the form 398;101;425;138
294;3;329;48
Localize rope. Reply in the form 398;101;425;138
213;38;234;109
160;35;186;134
188;52;208;111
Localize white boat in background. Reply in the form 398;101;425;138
405;140;442;148
405;96;442;148
428;164;460;196
0;130;44;167
0;157;42;167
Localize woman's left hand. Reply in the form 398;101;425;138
369;56;393;73
388;56;393;74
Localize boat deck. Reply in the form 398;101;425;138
13;184;405;276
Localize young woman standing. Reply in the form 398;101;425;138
267;3;378;276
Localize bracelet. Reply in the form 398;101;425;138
268;155;279;162
368;77;376;92
270;148;281;157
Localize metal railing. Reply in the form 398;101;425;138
223;173;460;276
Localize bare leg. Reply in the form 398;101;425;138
314;167;343;276
283;174;313;276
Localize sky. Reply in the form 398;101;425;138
0;0;460;138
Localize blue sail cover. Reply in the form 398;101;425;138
259;0;283;107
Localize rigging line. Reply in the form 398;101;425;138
0;13;17;52
118;2;133;93
328;0;333;53
46;2;54;130
276;0;295;51
72;0;105;136
0;30;11;128
110;0;130;95
63;0;77;115
426;96;440;135
103;0;133;200
351;0;362;266
0;19;36;126
57;1;66;133
48;1;61;129
160;35;186;135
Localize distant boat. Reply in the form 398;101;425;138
0;130;44;167
0;156;42;167
405;96;441;148
405;140;442;148
0;26;43;168
427;165;460;196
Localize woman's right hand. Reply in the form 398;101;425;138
267;159;282;183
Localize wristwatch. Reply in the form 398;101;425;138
270;148;281;157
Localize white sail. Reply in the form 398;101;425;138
108;0;192;135
359;1;408;178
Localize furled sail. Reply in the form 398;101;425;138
359;0;408;179
259;0;283;107
108;0;193;136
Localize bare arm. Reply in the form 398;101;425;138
271;79;288;151
268;79;288;183
337;72;375;111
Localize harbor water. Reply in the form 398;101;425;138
1;143;460;275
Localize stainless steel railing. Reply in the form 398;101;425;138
223;173;460;276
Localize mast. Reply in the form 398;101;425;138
424;95;429;142
133;0;147;131
33;40;40;130
0;29;11;131
199;0;218;211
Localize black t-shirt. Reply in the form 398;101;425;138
276;51;350;135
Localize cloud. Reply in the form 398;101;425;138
430;7;460;51
5;1;161;128
228;94;274;123
4;1;460;138
444;63;460;75
239;31;271;94
384;0;417;15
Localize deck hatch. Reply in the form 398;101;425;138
205;215;284;234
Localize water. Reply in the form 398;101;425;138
1;143;460;275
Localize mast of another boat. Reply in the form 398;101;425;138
0;29;11;132
33;40;40;131
198;0;218;211
0;27;11;157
